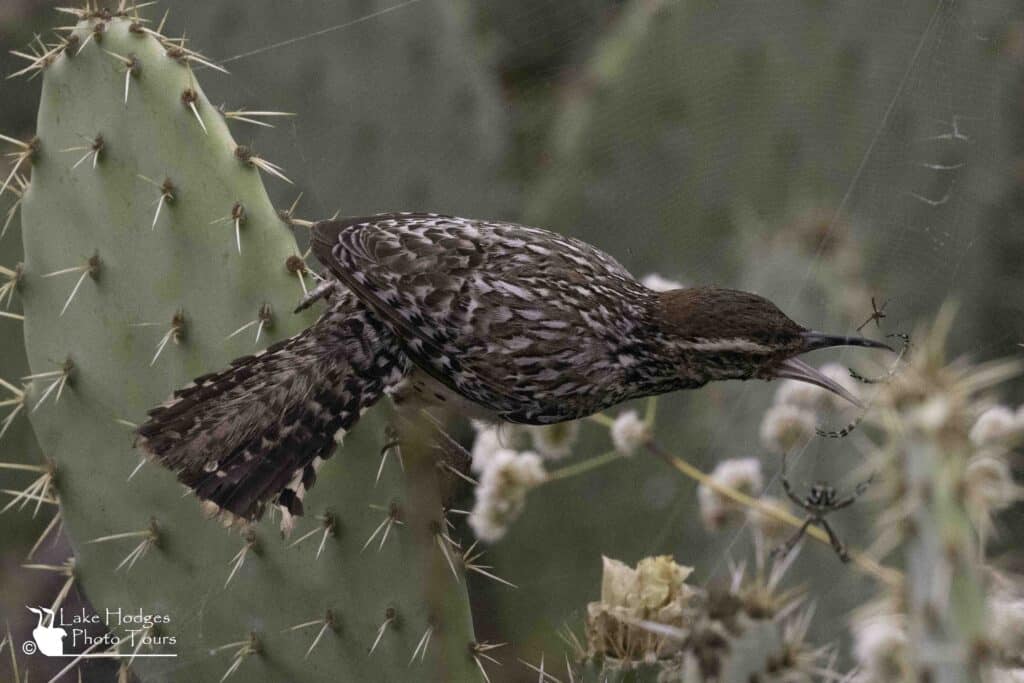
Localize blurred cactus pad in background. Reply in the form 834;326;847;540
1;1;1023;682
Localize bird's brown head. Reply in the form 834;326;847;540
653;286;892;406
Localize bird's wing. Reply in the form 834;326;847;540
312;213;652;423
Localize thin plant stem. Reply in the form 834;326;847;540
644;396;657;428
645;440;903;588
544;450;621;483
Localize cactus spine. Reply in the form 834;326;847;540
12;9;481;681
861;310;1023;682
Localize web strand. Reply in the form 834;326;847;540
788;0;947;311
649;0;951;586
213;0;424;66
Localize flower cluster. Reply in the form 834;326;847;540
468;427;548;542
936;399;1024;545
581;553;831;678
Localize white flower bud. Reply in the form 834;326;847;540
970;406;1022;447
965;455;1021;514
697;458;763;530
610;410;650;456
908;395;952;434
469;450;547;542
983;668;1024;683
989;596;1024;657
527;421;579;461
759;404;816;454
852;614;907;680
470;423;525;473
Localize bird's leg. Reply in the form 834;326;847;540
293;277;337;313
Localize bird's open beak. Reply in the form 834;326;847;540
774;356;863;408
773;331;894;409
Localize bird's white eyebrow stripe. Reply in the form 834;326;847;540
673;338;773;353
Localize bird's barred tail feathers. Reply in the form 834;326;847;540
135;292;407;530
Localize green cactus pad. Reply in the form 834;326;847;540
19;14;478;682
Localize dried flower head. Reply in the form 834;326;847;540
470;423;522;473
586;555;696;661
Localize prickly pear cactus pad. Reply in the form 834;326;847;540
15;11;478;682
5;3;1024;682
158;0;514;221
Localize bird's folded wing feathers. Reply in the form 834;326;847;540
312;213;652;422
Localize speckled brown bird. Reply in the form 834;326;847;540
136;213;890;526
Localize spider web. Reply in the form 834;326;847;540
149;0;1024;675
4;1;1023;680
465;0;1021;674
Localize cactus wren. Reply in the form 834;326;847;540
136;213;890;525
